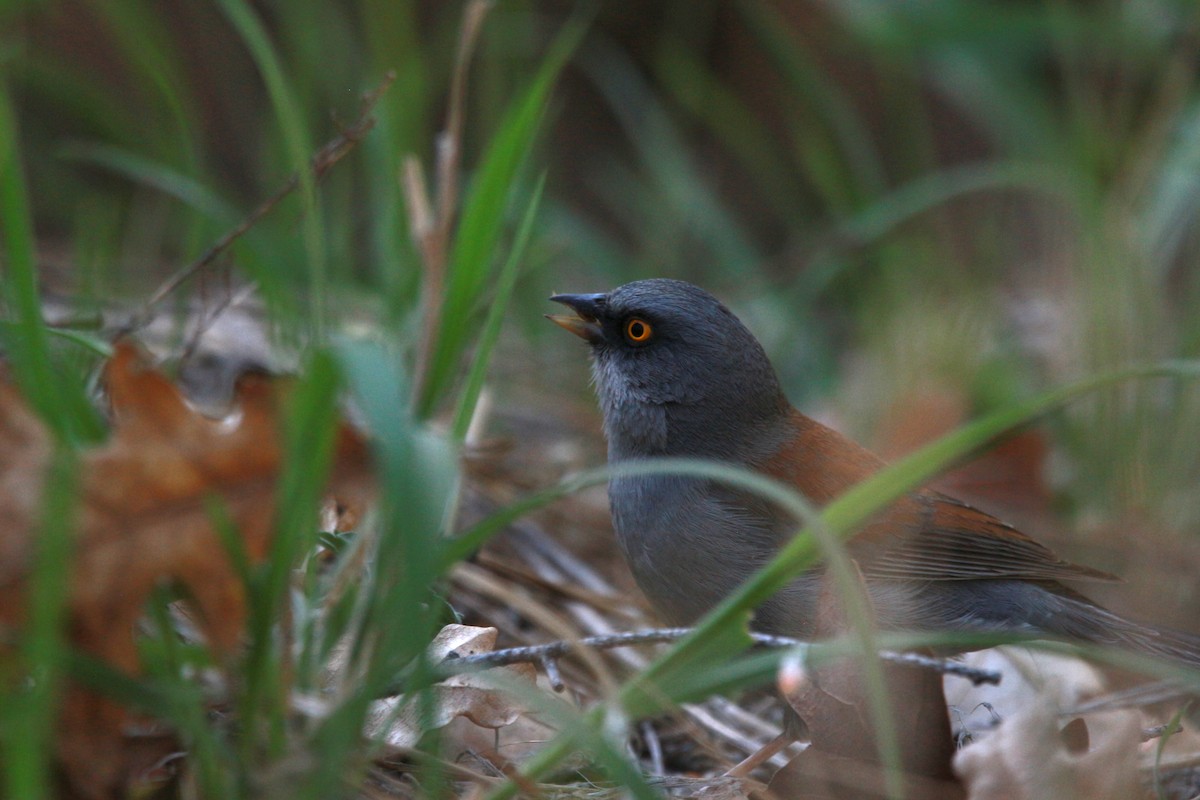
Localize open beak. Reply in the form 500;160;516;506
546;292;606;344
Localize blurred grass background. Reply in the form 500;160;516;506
6;0;1199;514
4;0;1200;796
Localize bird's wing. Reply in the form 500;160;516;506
857;491;1120;583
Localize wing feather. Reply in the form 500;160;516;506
859;492;1119;583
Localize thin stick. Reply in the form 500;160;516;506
380;628;1003;696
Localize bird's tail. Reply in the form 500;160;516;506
1047;588;1200;670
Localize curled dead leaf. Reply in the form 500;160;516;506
367;624;555;761
947;648;1151;800
953;703;1141;800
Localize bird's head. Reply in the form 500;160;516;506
549;279;788;457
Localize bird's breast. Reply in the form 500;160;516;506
608;473;801;626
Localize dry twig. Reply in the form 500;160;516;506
425;627;1003;688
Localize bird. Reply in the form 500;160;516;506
546;278;1200;667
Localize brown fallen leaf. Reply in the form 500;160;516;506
0;340;374;799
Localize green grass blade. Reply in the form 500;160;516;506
240;349;345;762
2;447;78;800
0;322;112;358
737;0;887;204
88;0;199;166
416;18;587;417
654;38;807;224
450;173;545;441
0;81;103;443
444;467;609;568
579;42;760;277
647;361;1200;682
58;142;238;222
142;591;236;798
800;160;1083;296
65;641;237;797
321;337;457;798
215;0;325;335
337;338;456;672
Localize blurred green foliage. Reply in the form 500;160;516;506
4;0;1200;796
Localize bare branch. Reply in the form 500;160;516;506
378;627;1003;698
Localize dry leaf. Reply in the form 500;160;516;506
944;647;1109;744
946;648;1146;800
0;341;373;799
368;624;554;760
953;703;1141;800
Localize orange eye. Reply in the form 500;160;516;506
624;317;653;344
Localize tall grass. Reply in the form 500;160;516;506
3;1;1200;798
0;2;572;796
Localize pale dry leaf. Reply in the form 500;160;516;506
953;701;1142;800
944;647;1108;743
948;648;1142;800
438;704;559;766
429;621;501;660
369;624;549;753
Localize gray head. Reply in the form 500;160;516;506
549;279;789;460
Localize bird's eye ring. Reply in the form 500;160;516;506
624;317;653;344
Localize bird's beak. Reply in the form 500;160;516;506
546;292;606;344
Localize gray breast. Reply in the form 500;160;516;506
608;473;819;632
